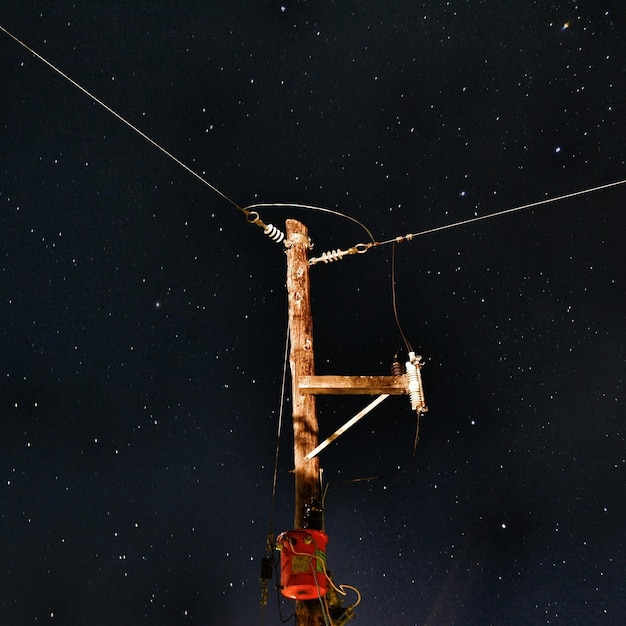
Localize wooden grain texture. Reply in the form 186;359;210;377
285;219;324;626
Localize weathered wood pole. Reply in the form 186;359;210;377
285;219;323;626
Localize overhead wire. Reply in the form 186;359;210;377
391;242;412;354
242;202;376;244
375;177;626;246
13;18;626;625
0;24;375;250
7;21;623;486
4;24;624;261
0;24;243;212
309;177;626;265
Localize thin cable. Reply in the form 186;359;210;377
268;318;291;534
0;23;242;211
409;412;421;471
242;202;376;243
313;566;332;626
7;26;622;259
309;176;626;265
1;23;380;248
274;573;296;625
391;243;412;354
260;320;290;626
376;178;626;246
337;585;362;608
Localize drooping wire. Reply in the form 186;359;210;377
408;411;421;473
391;243;413;355
1;23;379;253
242;202;376;244
6;25;624;268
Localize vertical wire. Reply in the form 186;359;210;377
260;317;291;625
268;316;290;536
391;243;413;354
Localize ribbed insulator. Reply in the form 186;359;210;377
263;223;285;243
405;352;426;413
317;248;344;263
391;359;405;377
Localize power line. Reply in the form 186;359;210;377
309;178;626;265
376;178;626;246
0;23;242;211
3;23;624;262
0;23;376;246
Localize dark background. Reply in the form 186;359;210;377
1;2;624;624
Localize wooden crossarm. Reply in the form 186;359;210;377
298;375;407;395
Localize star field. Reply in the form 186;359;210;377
1;2;625;625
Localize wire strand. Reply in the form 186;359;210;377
242;202;376;243
391;243;412;354
4;26;623;260
376;178;626;246
0;24;242;211
268;317;291;536
260;319;290;626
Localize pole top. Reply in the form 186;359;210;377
286;219;313;249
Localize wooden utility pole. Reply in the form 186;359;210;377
285;219;323;626
283;219;425;625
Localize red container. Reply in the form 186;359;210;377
277;529;329;600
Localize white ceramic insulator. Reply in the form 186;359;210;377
406;351;425;413
264;223;285;243
319;249;344;263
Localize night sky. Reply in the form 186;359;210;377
1;2;625;625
